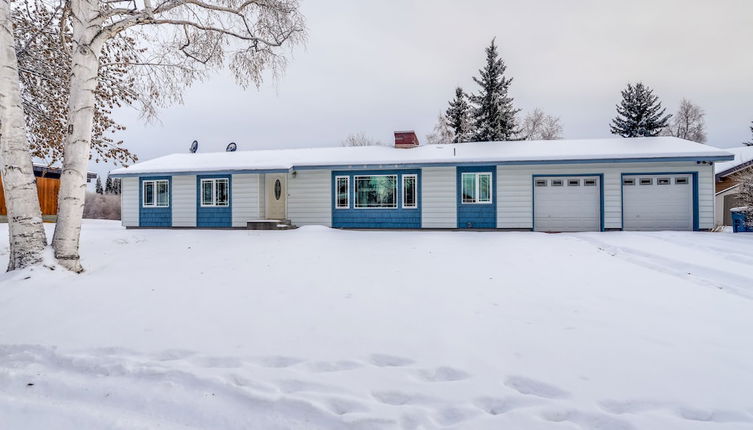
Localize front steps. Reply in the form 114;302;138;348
246;219;296;230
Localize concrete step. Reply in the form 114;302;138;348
246;220;297;230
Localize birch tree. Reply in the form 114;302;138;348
0;0;48;270
52;0;305;272
425;113;454;145
519;108;563;140
663;98;706;144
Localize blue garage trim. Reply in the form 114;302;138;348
139;176;172;227
531;174;605;232
332;169;421;229
620;172;699;231
457;166;497;228
196;174;232;228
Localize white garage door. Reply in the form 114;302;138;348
533;176;601;232
622;175;693;231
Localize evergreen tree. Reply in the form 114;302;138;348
445;87;473;143
470;38;519;142
744;121;753;147
104;174;113;194
95;177;103;194
610;82;671;137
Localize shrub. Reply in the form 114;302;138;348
83;192;121;220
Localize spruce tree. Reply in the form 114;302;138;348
470;38;519;142
610;82;671;137
95;177;103;194
445;87;473;143
104;175;113;194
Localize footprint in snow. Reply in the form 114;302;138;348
368;353;415;367
504;375;570;399
252;355;304;368
540;408;634;430
433;406;481;426
307;360;363;373
371;390;435;406
416;366;470;382
473;395;543;415
321;396;371;415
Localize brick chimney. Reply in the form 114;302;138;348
394;130;420;148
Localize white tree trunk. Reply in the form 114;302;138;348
0;0;48;271
51;0;102;272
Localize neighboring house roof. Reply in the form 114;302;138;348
714;146;753;179
715;183;740;196
32;164;98;180
111;137;733;177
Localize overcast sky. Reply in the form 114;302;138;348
98;0;753;177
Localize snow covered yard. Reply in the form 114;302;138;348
1;221;752;430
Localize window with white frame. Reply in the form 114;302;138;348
143;179;169;207
201;178;229;207
335;176;349;209
354;175;397;208
461;172;492;204
402;174;417;208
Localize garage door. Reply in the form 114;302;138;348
533;176;601;232
622;175;693;231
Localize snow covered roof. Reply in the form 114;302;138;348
111;137;734;176
714;146;753;178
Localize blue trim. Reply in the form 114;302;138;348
139;176;172;227
196;174;232;227
331;169;421;229
531;173;604;232
621;172;700;231
111;156;733;178
456;166;497;229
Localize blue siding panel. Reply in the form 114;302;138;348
457;166;497;228
196;174;232;227
332;169;421;228
139;176;172;227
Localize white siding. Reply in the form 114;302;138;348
288;170;331;226
121;177;139;227
232;174;261;227
497;162;715;230
258;174;266;219
172;175;196;227
421;166;456;228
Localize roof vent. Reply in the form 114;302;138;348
189;140;199;153
394;130;419;149
226;142;237;152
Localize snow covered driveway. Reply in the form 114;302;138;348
1;221;752;429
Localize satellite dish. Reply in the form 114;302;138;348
189;140;199;153
226;142;237;152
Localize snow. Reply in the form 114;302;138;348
715;145;753;176
1;221;753;429
111;137;733;176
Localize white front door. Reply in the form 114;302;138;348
623;174;693;231
265;174;287;220
533;176;601;232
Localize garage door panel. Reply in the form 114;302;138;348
623;175;693;231
534;176;600;232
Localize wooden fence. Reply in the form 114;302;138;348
0;176;60;216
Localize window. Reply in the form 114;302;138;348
402;174;417;208
535;179;547;187
675;177;689;185
623;178;635;186
657;178;670;185
584;178;597;186
639;178;653;185
201;178;229;207
568;179;580;186
462;172;492;204
143;180;169;207
335;176;349;209
551;179;563;187
354;175;397;208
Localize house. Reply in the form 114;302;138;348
0;164;97;221
110;132;733;232
714;146;753;226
